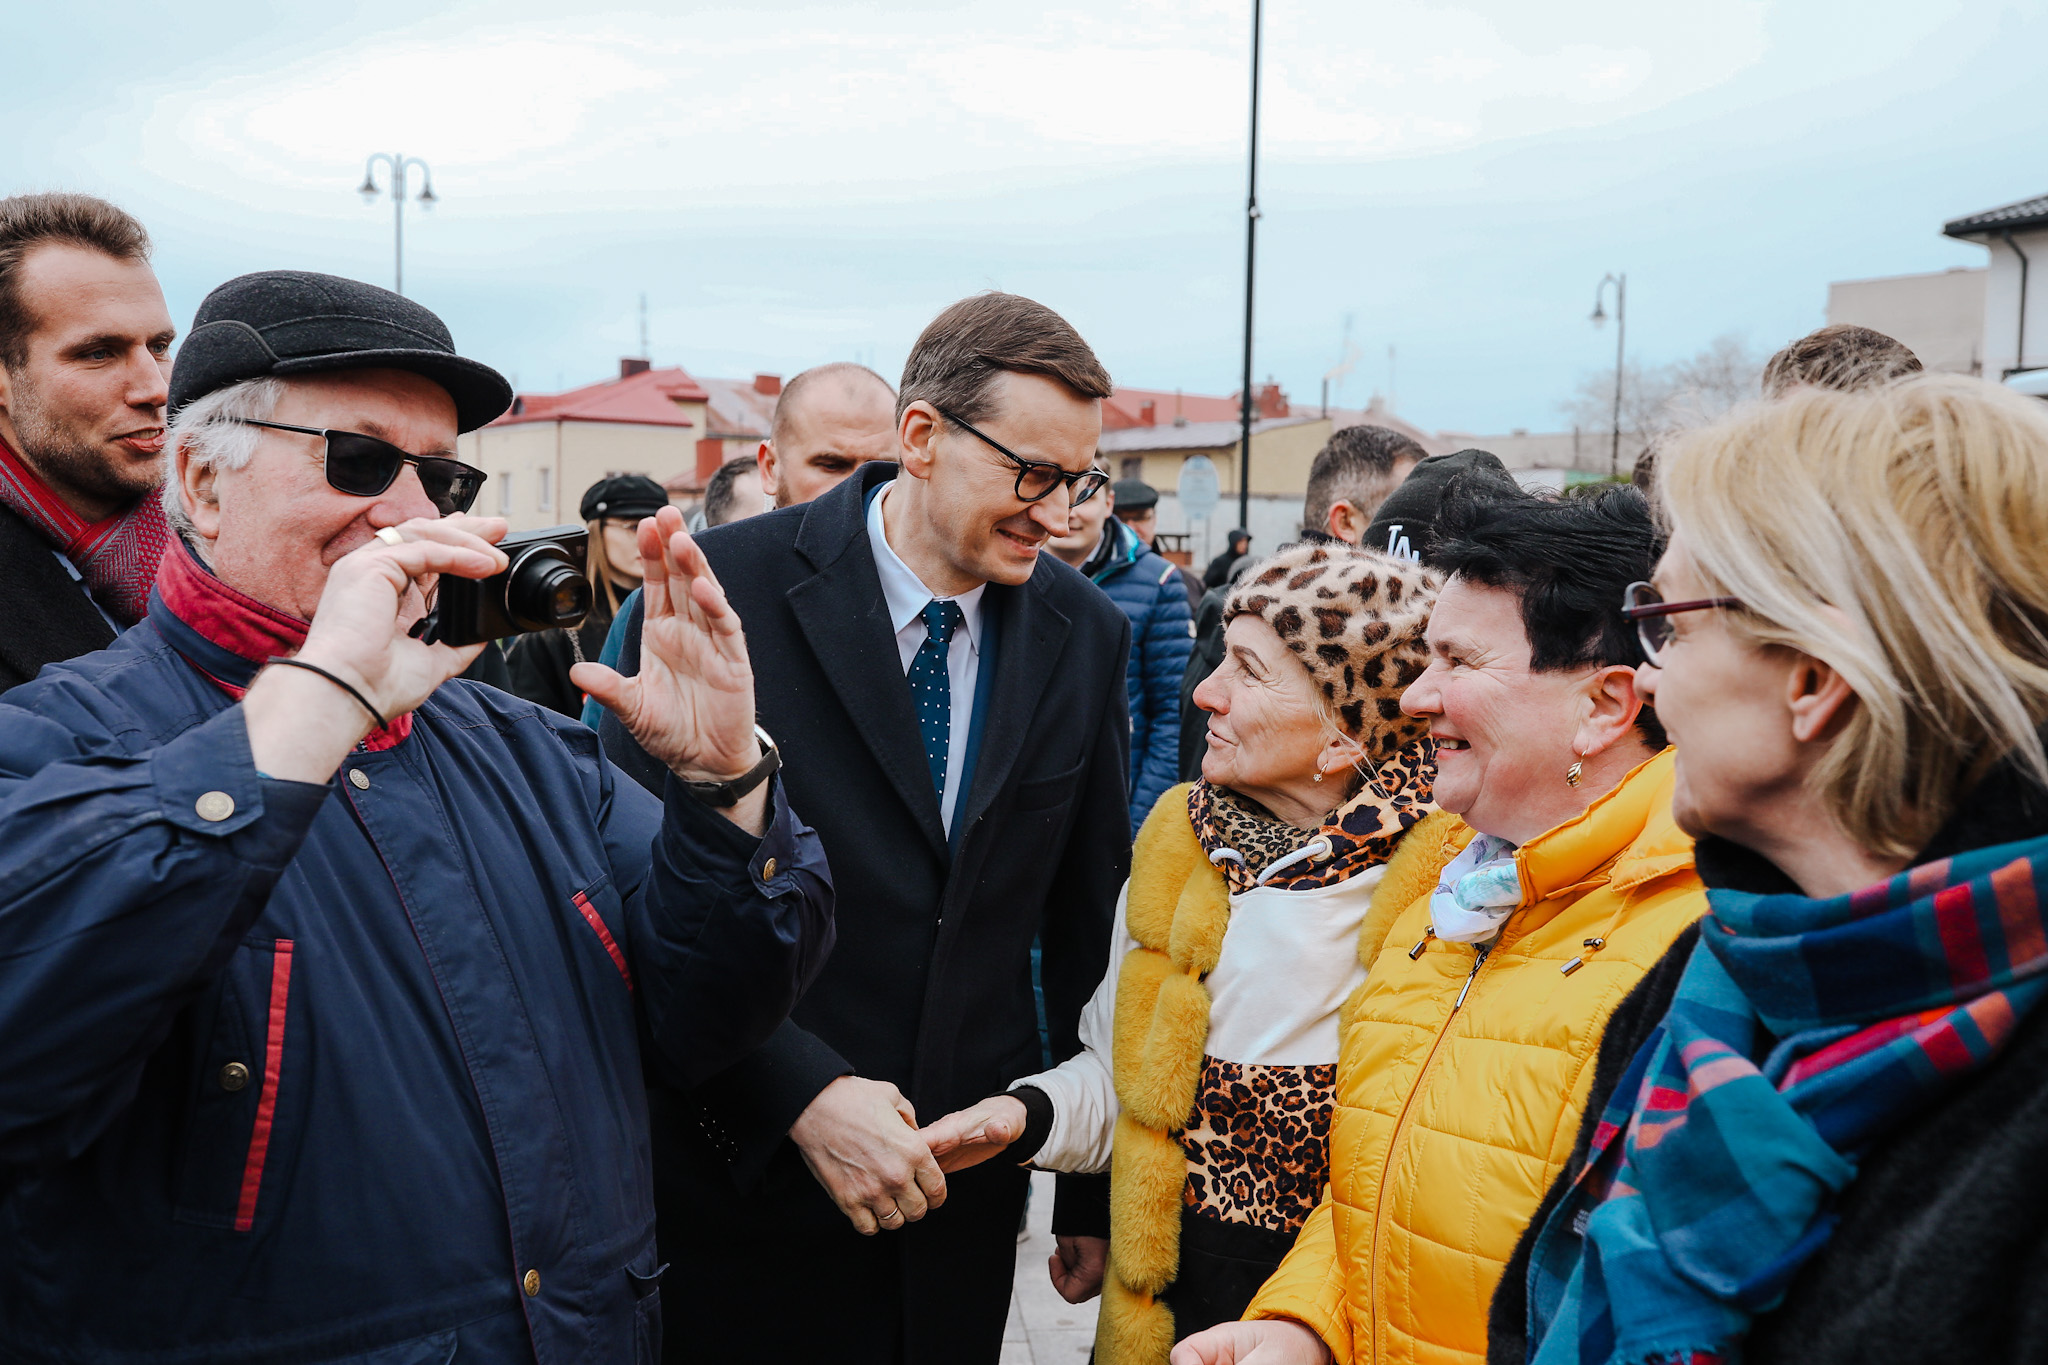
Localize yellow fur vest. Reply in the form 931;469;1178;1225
1095;788;1233;1365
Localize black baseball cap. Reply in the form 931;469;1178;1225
169;271;513;433
1364;449;1519;562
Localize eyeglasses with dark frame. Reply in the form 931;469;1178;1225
228;418;488;516
934;407;1109;507
1621;580;1744;666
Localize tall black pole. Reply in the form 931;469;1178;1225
1236;0;1262;529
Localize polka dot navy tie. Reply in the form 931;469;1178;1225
910;599;964;799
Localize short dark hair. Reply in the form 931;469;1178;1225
1430;483;1666;748
1304;424;1428;530
770;361;895;447
897;292;1112;425
0;193;151;369
702;455;760;527
1761;324;1922;398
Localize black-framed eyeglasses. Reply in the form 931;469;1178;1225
1621;580;1744;666
934;407;1108;506
229;419;487;516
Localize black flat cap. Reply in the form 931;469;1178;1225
1110;477;1158;513
169;271;513;433
580;474;669;523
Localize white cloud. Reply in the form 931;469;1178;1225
136;0;1774;213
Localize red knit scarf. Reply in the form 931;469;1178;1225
154;535;412;750
0;434;169;626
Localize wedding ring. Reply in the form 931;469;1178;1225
374;527;406;546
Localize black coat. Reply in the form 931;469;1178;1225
1490;758;2048;1365
0;502;116;693
600;463;1132;1364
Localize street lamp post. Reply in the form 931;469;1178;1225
1235;0;1263;530
357;153;437;297
1590;272;1626;479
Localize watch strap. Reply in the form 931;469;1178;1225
682;724;780;807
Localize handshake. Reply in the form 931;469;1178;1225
789;1075;1107;1304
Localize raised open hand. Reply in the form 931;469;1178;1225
574;506;762;788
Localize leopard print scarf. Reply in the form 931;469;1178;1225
1188;736;1437;894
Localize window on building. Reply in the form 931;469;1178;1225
1120;456;1145;481
538;468;553;513
497;472;512;515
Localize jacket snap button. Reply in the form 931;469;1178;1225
348;770;371;790
523;1269;541;1297
219;1062;251;1092
195;791;235;822
761;857;779;881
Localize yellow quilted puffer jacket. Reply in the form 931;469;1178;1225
1245;748;1704;1365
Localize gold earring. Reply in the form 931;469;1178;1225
1565;759;1583;788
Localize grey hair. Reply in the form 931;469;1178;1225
162;377;284;549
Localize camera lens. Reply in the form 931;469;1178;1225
505;546;593;633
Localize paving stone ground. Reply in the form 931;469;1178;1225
1002;1171;1099;1364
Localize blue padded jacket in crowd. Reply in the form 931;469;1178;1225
1090;516;1193;829
0;578;833;1365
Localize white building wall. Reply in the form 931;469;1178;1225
1980;226;2048;378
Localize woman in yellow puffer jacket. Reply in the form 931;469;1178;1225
1176;486;1708;1365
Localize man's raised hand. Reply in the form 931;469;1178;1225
573;507;767;830
245;515;507;784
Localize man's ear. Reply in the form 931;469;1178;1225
175;441;223;544
755;440;778;499
1326;499;1364;545
1575;663;1647;758
899;402;940;482
1787;654;1857;744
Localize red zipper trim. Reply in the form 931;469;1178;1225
574;891;634;993
234;939;294;1233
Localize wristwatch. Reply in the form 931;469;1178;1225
681;725;780;807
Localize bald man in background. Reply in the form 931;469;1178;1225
756;362;897;509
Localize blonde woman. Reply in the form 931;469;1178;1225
505;474;665;716
1500;374;2048;1365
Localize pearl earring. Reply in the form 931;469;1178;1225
1312;770;1325;783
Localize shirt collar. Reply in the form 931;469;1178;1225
866;478;985;649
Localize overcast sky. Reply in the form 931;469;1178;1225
9;0;2044;433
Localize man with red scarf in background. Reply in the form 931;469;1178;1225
0;192;175;691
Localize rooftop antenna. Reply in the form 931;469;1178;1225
638;293;650;361
1322;313;1360;418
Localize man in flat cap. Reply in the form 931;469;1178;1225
0;270;835;1363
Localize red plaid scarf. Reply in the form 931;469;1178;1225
0;434;170;626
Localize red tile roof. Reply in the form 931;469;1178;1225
1101;387;1246;430
492;365;711;428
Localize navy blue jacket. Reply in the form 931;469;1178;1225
1091;516;1193;828
0;594;832;1364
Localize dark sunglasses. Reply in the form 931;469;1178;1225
935;407;1108;506
230;419;487;516
1621;580;1744;666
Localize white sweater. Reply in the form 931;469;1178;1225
1012;863;1387;1173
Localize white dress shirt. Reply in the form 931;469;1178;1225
865;480;985;833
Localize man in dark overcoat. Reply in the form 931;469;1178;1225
601;292;1133;1363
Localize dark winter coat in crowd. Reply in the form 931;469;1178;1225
600;462;1133;1365
505;599;620;718
1489;752;2048;1365
1201;537;1250;589
1087;516;1193;828
0;500;117;692
0;541;835;1365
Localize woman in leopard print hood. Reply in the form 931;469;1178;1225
920;541;1440;1362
